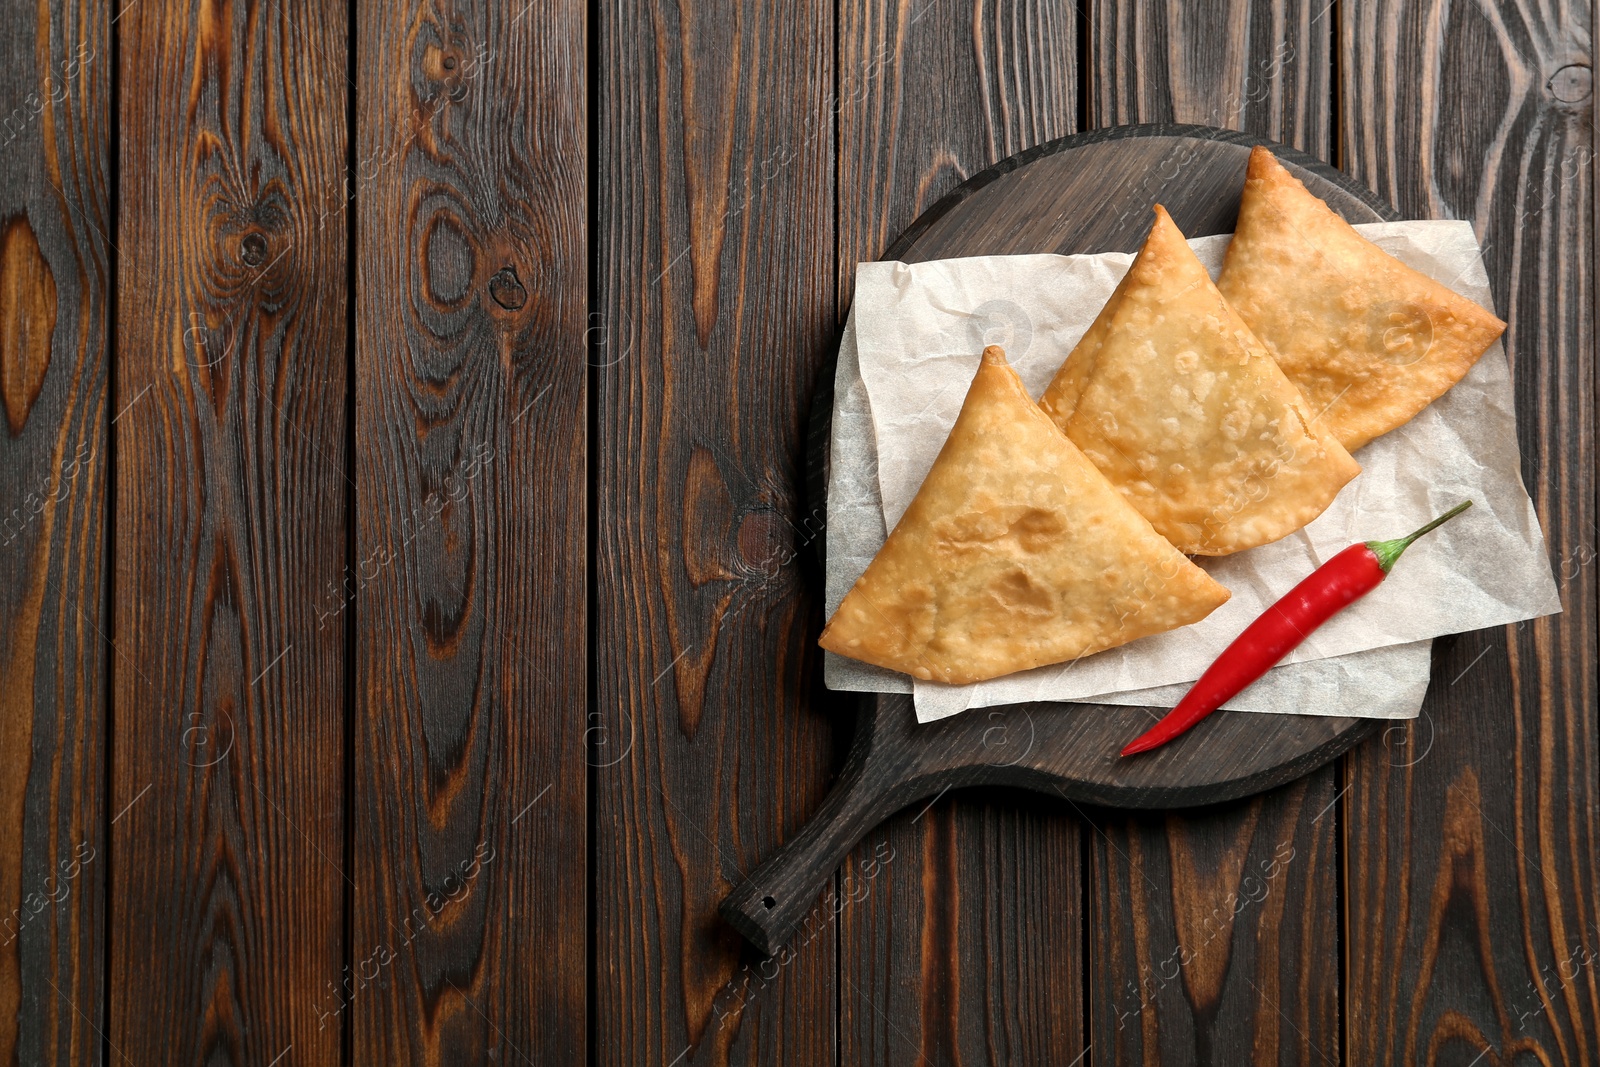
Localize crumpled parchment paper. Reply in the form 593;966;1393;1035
823;221;1560;723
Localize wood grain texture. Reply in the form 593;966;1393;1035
592;0;838;1062
1085;7;1346;1062
833;7;1081;1061
1090;0;1332;159
1340;2;1600;1063
836;0;1077;304
350;0;586;1062
1088;775;1339;1064
2;6;1589;1063
0;0;107;1063
838;790;1083;1066
112;0;348;1063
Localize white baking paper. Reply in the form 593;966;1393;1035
823;221;1560;723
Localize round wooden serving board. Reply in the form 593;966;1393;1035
723;124;1405;955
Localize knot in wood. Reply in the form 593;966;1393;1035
737;509;789;573
1548;64;1592;103
489;266;527;310
240;232;268;267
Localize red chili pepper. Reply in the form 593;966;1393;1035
1120;500;1474;757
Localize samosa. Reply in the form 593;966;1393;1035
1218;146;1506;451
820;345;1229;685
1040;206;1360;555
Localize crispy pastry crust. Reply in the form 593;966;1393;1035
1218;146;1506;452
1041;206;1361;555
820;346;1230;684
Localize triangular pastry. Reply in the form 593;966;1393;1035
820;345;1230;684
1040;206;1361;555
1218;145;1506;451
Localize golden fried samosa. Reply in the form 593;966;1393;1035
820;345;1229;684
1040;206;1360;555
1218;146;1506;451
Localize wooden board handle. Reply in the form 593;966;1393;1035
720;736;932;956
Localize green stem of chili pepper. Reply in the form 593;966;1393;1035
1120;501;1473;758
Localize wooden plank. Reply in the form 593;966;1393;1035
591;0;838;1062
0;2;107;1063
836;0;1079;303
1090;0;1331;158
111;0;348;1063
1340;2;1600;1063
834;4;1081;1062
1087;776;1339;1064
838;792;1084;1065
1086;4;1344;1061
349;1;587;1062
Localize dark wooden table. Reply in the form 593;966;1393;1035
1;1;1595;1064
